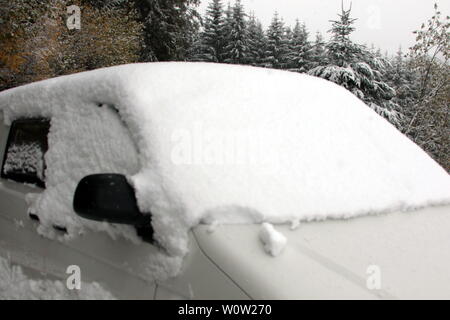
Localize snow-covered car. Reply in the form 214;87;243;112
0;63;449;299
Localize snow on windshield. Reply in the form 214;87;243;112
1;62;449;279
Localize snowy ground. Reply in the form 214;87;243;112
0;62;449;280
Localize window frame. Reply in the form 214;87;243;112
1;118;51;188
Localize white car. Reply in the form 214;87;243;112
0;63;449;299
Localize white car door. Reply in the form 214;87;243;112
0;115;158;299
0;113;248;300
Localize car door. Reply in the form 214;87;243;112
0;111;249;300
0;114;159;299
0;116;50;281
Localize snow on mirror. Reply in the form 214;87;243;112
0;62;449;280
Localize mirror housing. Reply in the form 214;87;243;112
73;174;153;241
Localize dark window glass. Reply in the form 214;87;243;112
1;118;50;188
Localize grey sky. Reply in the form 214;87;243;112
198;0;450;55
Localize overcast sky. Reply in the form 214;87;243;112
198;0;450;56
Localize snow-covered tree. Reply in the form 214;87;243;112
309;31;327;69
264;12;289;69
246;14;267;67
193;0;226;62
406;3;449;171
409;3;449;109
223;0;248;64
362;48;402;126
136;0;201;61
325;4;358;67
286;20;312;73
220;3;234;62
386;47;419;112
308;4;401;127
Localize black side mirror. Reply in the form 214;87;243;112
73;174;153;241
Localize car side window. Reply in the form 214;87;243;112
1;118;50;188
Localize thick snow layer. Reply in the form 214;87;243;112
1;62;449;279
259;223;287;256
3;142;44;179
0;256;115;300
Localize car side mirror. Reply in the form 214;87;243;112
73;174;153;241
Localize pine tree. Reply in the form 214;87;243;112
310;31;327;69
286;20;312;73
326;4;358;67
221;3;234;63
264;12;289;69
135;0;201;61
246;14;267;67
284;26;292;43
194;0;225;62
308;4;401;127
386;47;419;112
360;46;402;126
223;0;248;64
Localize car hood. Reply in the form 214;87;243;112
192;205;450;299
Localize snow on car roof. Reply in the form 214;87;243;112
1;62;449;279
